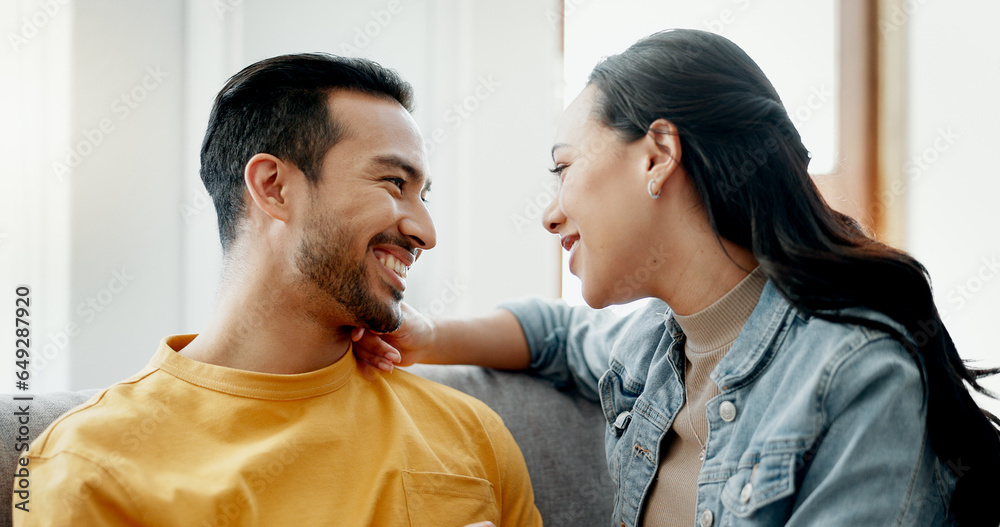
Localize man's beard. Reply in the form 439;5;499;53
294;210;406;333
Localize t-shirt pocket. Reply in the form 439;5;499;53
401;470;499;527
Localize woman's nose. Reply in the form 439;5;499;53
542;193;565;234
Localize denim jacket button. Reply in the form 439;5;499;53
740;482;753;503
719;401;737;422
699;509;714;527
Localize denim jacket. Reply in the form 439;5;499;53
499;281;957;526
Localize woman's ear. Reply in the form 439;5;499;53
645;118;682;197
244;153;294;224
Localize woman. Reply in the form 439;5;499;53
356;29;1000;526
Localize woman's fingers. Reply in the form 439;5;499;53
352;329;402;372
361;331;401;362
349;301;430;370
353;346;393;372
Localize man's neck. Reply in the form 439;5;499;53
179;268;354;375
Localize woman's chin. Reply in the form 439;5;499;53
579;284;604;309
582;280;648;310
581;286;626;310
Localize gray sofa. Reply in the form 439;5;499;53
2;365;612;526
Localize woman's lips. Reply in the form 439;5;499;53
562;234;580;274
561;234;579;252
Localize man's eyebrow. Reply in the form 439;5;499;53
370;154;431;192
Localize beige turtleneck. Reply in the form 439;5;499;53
641;266;767;527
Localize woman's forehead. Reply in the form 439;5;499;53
554;86;602;149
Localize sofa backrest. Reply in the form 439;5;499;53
2;366;612;527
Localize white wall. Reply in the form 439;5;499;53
906;0;1000;413
64;2;186;390
1;0;74;393
2;1;187;392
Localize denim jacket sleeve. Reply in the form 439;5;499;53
785;331;954;526
497;297;633;402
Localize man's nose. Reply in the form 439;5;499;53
400;201;437;250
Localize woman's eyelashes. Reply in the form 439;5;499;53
549;164;569;178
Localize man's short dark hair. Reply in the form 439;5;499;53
200;53;414;252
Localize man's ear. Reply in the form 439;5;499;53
645;118;682;197
244;153;295;224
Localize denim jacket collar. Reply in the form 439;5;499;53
661;280;793;392
662;280;913;393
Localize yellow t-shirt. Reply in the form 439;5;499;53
14;335;542;527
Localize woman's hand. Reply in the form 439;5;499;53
353;306;531;373
352;302;436;372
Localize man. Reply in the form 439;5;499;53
14;54;541;526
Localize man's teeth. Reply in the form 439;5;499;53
378;254;408;278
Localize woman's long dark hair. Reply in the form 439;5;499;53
588;29;999;525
